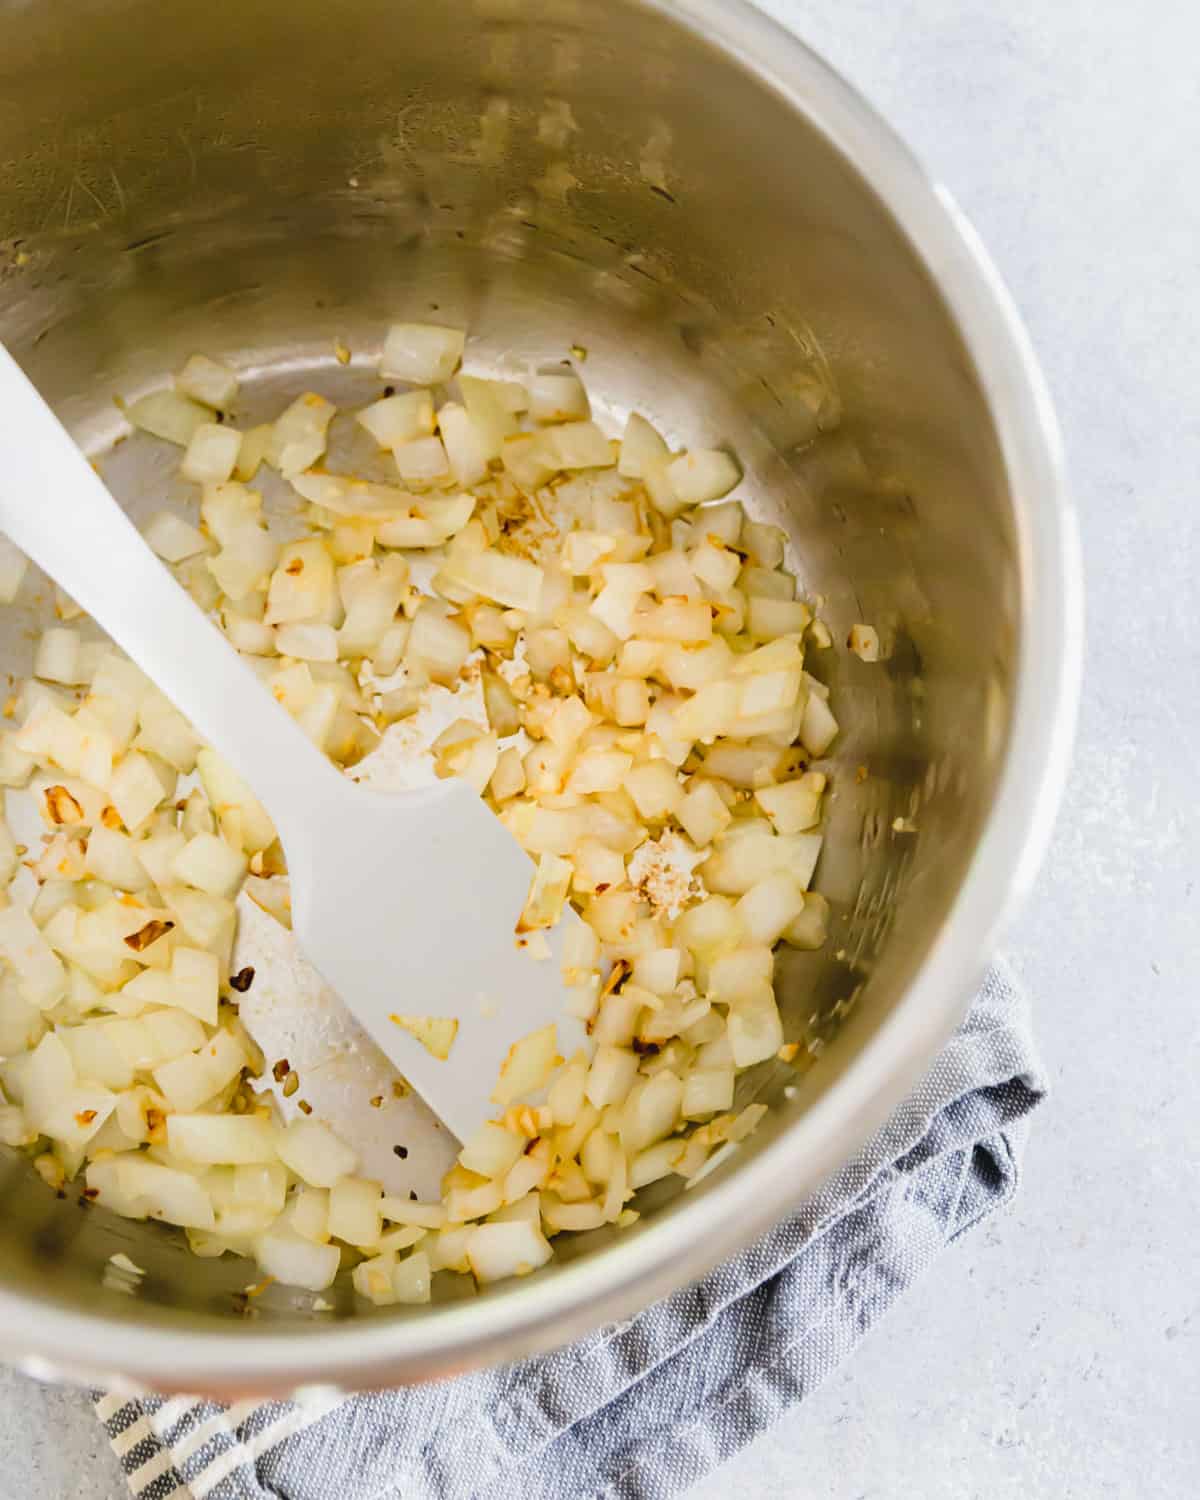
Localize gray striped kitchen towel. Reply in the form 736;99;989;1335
96;962;1044;1500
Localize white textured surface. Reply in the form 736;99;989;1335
2;1;1197;1496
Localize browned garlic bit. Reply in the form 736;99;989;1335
0;322;841;1300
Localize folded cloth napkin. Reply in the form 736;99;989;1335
96;963;1044;1500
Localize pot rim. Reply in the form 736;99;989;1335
4;0;1082;1395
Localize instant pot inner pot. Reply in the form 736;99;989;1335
0;0;1016;1354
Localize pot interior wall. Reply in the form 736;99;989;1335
0;0;1015;1354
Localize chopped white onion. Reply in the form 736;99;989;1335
437;402;491;486
530;370;589;423
256;1226;340;1291
754;772;826;834
468;1220;553;1281
667;450;740;506
393;433;450;487
144;511;209;564
177;354;239;410
181;423;242;485
492;1024;561;1107
783;890;829;950
328;1175;383;1248
168;1113;278;1165
727;986;784;1067
440;549;544;613
274;623;339;663
276;1117;358;1188
736;873;806;946
459;1121;527;1179
538;420;613;471
34;628;85;686
171;832;247;899
459;375;523;457
380;323;466;385
0;322;840;1298
127;389;210;446
618;411;670;479
268;394;335;476
0;906;67;1009
357;390;435;449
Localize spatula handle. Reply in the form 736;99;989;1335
0;343;342;833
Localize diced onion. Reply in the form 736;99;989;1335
517;854;573;934
783;890;829;950
389;1012;459;1061
618;411;670;479
357;390;435;449
168;1113;278;1165
530;370;589;423
177;354;239;409
127;390;210;446
727;986;784;1067
328;1175;383;1248
708;947;774;1005
538;420;613;471
800;692;839;756
276;1118;358;1188
459;1121;527;1179
0;320;841;1299
585;1045;639;1109
754;772;826;834
380;323;465;385
181;423;242;485
0;906;67;1009
144;511;209;564
468;1220;553;1281
256;1226;340;1291
682;1067;734;1120
460;376;523;457
492;1024;561;1106
439;549;544;613
437;403;490;486
736;873;806;946
34;628;85;686
667;449;740;506
268;394;335;476
275;623;339;662
391;1248;433;1302
393;434;450;487
171;832;247;898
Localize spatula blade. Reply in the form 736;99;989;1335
290;777;589;1143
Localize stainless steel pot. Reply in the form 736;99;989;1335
0;0;1080;1395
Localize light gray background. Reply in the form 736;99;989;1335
3;1;1197;1496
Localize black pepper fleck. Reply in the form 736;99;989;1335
393;1144;408;1160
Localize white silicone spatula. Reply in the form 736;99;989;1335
0;345;587;1143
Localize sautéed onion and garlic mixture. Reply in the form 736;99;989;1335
0;325;872;1303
